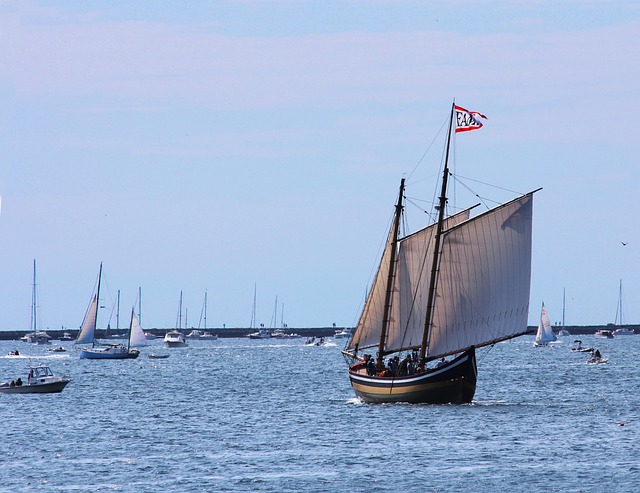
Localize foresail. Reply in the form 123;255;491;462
75;295;98;345
427;193;535;358
347;227;395;351
129;312;147;347
386;209;472;353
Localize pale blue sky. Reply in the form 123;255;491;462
1;0;639;331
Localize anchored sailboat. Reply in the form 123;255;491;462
76;263;141;359
343;103;538;404
534;302;557;346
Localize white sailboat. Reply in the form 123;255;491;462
343;102;538;404
76;263;140;359
534;302;557;346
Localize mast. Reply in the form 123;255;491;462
562;288;566;328
138;286;142;326
31;259;37;332
204;290;208;330
93;262;103;348
376;177;405;370
116;289;120;332
127;307;134;351
419;102;455;365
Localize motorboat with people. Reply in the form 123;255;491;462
59;331;74;341
571;340;593;352
8;350;20;357
47;346;67;353
164;330;187;348
305;337;328;346
587;349;608;365
270;329;300;339
0;365;70;393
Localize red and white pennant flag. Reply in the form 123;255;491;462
454;105;487;133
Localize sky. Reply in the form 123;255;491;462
1;0;639;331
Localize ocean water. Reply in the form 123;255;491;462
1;335;639;492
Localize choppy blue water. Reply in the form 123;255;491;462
1;335;639;492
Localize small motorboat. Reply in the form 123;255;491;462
305;337;328;346
595;329;614;339
0;365;70;393
571;340;593;352
8;350;20;357
148;353;170;359
47;346;67;353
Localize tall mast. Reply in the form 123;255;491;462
562;288;566;328
138;286;142;326
419;102;456;365
127;307;134;351
31;259;37;332
376;177;405;370
204;290;208;330
116;289;120;332
94;262;103;348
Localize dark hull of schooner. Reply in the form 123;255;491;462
348;347;477;404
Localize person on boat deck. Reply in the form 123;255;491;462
15;378;22;386
365;355;376;376
10;380;15;387
436;357;447;368
594;349;602;359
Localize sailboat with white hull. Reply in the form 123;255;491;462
534;302;557;346
343;103;538;404
76;263;141;359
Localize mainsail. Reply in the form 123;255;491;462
75;263;102;346
534;302;556;345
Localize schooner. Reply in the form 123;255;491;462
343;102;539;404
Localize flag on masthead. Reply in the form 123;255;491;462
455;105;487;133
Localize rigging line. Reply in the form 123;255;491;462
450;174;491;209
406;116;449;182
454;174;525;196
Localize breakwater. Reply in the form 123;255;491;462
0;326;348;341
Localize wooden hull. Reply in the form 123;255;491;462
348;347;477;404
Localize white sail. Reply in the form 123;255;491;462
76;295;98;345
128;311;147;347
386;210;472;352
427;193;534;358
534;302;556;345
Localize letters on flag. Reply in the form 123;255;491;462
455;105;487;133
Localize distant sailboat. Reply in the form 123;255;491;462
23;260;52;344
343;102;538;404
613;280;634;335
557;289;570;336
188;291;218;340
76;263;140;359
534;302;557;346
